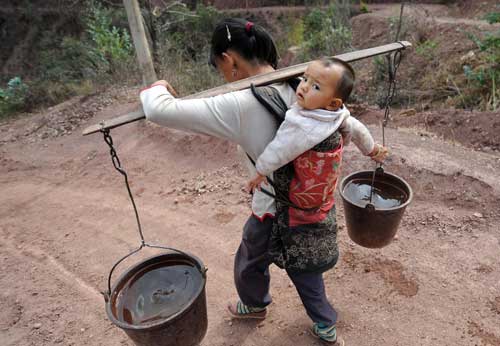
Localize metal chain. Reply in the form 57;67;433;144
101;129;145;245
382;47;403;147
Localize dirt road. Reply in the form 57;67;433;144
1;93;499;346
366;3;500;28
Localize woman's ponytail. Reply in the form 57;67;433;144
210;18;278;69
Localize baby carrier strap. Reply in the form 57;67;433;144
250;78;301;124
248;78;318;212
250;86;285;124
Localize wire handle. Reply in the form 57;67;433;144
104;243;198;301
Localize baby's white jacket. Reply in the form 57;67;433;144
255;103;375;176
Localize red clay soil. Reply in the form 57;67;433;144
1;83;500;346
1;3;500;346
353;107;500;152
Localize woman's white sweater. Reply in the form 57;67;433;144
140;83;296;219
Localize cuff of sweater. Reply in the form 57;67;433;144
368;143;380;157
255;161;271;177
361;142;375;156
139;83;167;95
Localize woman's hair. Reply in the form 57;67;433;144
209;18;278;69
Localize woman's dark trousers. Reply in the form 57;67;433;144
234;215;337;326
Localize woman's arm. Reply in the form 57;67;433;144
140;85;243;143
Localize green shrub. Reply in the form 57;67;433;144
461;30;500;110
468;30;500;56
85;2;133;71
26;2;138;111
151;4;224;92
415;39;438;59
360;1;369;14
153;4;222;63
299;0;352;61
483;12;500;24
0;77;29;117
289;18;305;47
38;37;107;83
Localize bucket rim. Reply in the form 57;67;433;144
339;170;413;211
105;251;206;331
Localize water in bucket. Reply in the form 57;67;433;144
343;179;408;209
115;261;203;326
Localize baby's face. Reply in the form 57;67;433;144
296;61;342;110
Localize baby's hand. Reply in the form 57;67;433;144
151;80;179;97
369;144;389;163
247;173;267;193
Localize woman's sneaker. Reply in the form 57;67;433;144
311;322;345;345
227;301;267;319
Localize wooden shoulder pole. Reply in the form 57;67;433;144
82;41;411;136
123;0;157;85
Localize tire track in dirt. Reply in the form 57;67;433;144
0;242;130;346
1;239;102;301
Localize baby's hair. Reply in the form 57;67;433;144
320;57;355;103
209;18;279;69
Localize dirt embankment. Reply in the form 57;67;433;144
353;107;500;153
348;2;500;154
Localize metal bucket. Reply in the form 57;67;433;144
339;170;413;248
105;252;208;346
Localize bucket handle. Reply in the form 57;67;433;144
103;244;207;302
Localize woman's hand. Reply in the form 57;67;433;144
151;80;179;98
369;143;389;163
247;173;267;193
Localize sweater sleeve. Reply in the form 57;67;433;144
255;116;310;176
140;85;242;143
340;116;375;155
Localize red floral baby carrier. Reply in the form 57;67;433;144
288;138;343;227
251;82;343;274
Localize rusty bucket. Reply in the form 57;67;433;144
339;169;413;248
105;252;208;346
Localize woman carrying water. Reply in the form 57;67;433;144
140;18;345;344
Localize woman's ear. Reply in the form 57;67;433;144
326;98;343;111
221;52;235;67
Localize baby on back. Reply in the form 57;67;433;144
247;58;387;211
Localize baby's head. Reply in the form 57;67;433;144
296;58;355;111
